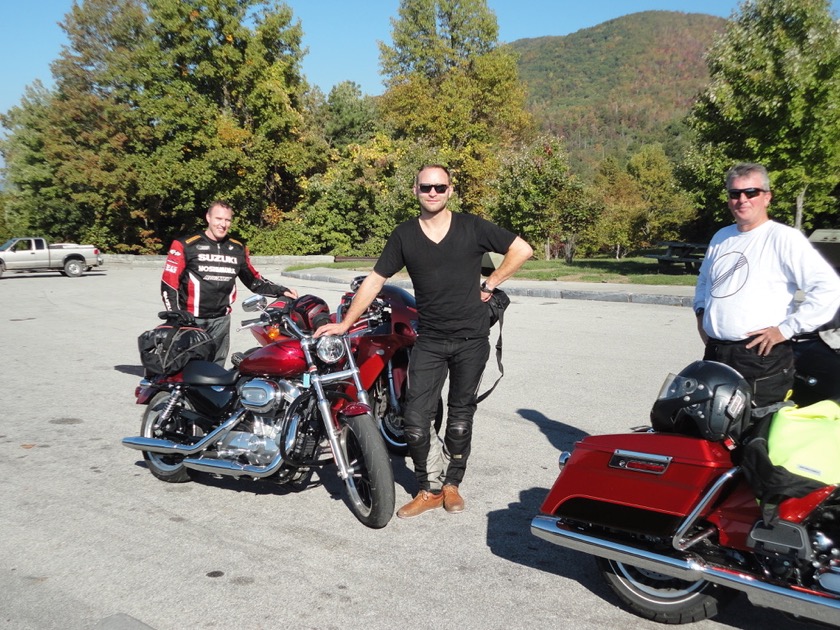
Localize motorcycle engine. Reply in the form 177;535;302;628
215;378;302;465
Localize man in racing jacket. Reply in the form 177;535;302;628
161;200;297;366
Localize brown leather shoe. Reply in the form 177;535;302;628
442;484;465;513
396;490;444;519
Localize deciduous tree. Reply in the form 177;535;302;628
489;136;591;262
378;0;532;215
687;0;840;230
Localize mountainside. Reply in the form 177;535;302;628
510;11;727;175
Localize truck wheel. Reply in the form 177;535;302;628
63;259;84;277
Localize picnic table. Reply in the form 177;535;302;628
645;241;708;274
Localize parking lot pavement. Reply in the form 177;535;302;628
0;267;815;630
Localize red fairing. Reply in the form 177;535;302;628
238;339;306;377
540;433;734;521
705;480;762;550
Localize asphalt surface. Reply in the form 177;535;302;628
0;263;824;630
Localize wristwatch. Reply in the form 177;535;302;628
480;281;494;294
694;307;705;317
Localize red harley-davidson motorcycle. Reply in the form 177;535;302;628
123;294;396;529
249;276;439;455
531;360;840;626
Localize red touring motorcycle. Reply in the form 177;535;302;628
531;360;840;625
123;296;396;529
249;276;435;455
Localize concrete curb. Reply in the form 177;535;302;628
100;255;696;308
281;268;696;308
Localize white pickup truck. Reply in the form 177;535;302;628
0;237;104;278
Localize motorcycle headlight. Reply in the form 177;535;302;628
316;335;345;364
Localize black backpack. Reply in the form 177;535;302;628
138;311;216;375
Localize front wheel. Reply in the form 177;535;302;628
596;558;736;624
63;259;84;277
338;413;395;528
140;391;193;483
371;375;443;455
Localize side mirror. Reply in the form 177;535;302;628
350;275;367;291
242;294;268;312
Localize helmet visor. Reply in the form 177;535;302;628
656;372;703;401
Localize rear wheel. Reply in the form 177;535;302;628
140;391;193;483
64;259;84;277
339;413;395;528
597;558;736;623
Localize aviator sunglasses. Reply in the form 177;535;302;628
727;187;768;200
418;183;449;194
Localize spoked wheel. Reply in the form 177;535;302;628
338;413;395;528
371;376;443;456
140;391;195;483
596;557;736;624
371;376;409;455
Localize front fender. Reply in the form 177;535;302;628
339;402;372;418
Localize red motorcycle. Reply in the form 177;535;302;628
124;295;396;529
531;360;840;625
249;276;439;455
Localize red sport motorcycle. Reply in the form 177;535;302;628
531;360;840;626
123;295;396;529
249;276;439;455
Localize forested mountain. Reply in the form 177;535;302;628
511;11;727;175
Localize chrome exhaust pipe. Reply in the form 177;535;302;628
181;451;285;478
121;409;246;454
531;515;840;626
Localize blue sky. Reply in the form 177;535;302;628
1;0;838;115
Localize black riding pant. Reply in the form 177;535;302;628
403;335;490;491
703;337;794;408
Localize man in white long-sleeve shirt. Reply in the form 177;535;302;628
694;163;840;407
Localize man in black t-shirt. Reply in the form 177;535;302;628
316;165;532;518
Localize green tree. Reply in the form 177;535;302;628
590;146;696;256
321;81;380;150
625;144;696;244
378;0;533;215
687;0;840;230
489;136;591;262
0;83;66;239
1;0;316;253
587;156;644;259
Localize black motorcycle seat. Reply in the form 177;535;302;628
182;360;239;386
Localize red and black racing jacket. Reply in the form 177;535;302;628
161;232;287;319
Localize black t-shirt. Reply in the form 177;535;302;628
374;213;516;339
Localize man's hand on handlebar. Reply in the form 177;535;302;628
314;322;350;338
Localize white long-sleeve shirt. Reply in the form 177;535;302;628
694;221;840;341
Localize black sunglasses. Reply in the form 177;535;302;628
727;187;768;200
418;183;449;194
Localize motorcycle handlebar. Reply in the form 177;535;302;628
237;317;265;331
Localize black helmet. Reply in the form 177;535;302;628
650;360;751;442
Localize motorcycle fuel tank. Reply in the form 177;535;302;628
239;339;306;377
